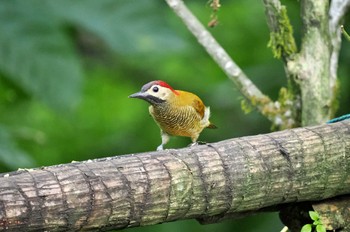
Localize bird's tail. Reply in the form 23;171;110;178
207;123;217;129
203;107;217;129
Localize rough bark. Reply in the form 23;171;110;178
280;196;350;232
263;1;350;229
0;121;349;231
284;0;334;126
313;195;350;231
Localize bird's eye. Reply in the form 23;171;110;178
152;86;159;92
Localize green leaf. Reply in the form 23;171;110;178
0;126;35;169
301;224;312;232
316;224;326;232
0;0;83;110
309;211;319;221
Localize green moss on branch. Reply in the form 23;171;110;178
267;6;297;59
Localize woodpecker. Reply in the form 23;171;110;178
129;80;216;150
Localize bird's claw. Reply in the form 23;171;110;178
188;141;207;147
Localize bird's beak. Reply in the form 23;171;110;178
129;91;148;100
129;91;165;104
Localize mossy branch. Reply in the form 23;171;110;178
262;0;300;129
267;5;297;59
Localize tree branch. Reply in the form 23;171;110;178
0;121;350;231
164;0;280;124
262;0;300;129
313;195;350;231
283;1;333;126
329;0;350;92
262;0;297;60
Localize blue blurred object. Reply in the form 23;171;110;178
327;114;350;124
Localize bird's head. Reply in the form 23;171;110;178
129;80;179;105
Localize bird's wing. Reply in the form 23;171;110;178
176;90;205;118
191;98;205;118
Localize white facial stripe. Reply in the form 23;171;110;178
147;85;172;100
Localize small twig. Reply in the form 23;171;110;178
207;0;221;27
341;25;350;41
280;226;289;232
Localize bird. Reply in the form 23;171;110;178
129;80;216;150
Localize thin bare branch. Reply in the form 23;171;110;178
329;0;350;29
164;0;274;113
329;0;350;90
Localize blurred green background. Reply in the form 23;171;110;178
0;0;349;231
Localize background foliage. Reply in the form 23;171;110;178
0;0;349;231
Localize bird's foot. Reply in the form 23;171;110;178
188;141;207;147
156;144;164;151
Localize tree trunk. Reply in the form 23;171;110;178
0;121;349;231
291;0;333;125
